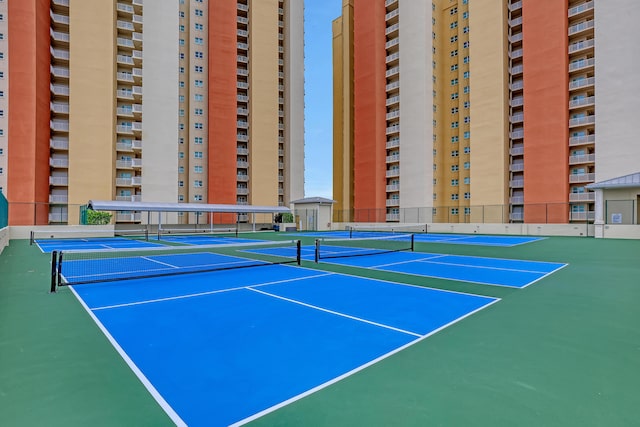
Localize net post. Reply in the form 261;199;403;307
144;228;149;241
235;226;239;238
50;250;58;293
30;230;34;246
296;240;301;265
411;234;415;251
314;239;320;263
57;251;64;286
349;226;353;239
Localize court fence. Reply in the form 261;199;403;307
0;192;7;229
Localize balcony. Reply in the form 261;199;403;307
132;176;142;186
116;177;133;187
237;174;249;182
52;0;70;7
509;196;524;204
237;160;249;168
386;184;400;192
132;158;142;168
569;19;594;36
510;145;524;156
49;176;69;186
133;68;143;79
132;140;142;150
510;129;524;140
116;141;133;151
51;102;69;114
116;159;133;169
237;29;249;38
117;72;134;82
117;20;135;32
386;199;400;207
116;125;133;134
386;95;400;107
510;113;524;124
386;110;400;120
386;138;400;149
510;64;523;76
117;55;135;65
386;213;400;222
386;52;400;64
237;134;249;142
569;115;595;128
510;80;524;91
510;163;524;172
568;39;594;54
117;89;134;100
386;154;400;163
132;122;142;133
117;107;133;117
237;42;249;51
569;192;595;202
237;147;249;155
569;96;595;109
133;15;143;26
509;1;522;12
569;57;595;72
386;81;400;92
510;96;524;107
386;169;400;178
509;212;524;221
51;48;70;61
132;104;142;115
50;30;70;44
50;138;69;150
569;173;595;183
385;37;399;49
116;3;134;14
50;120;69;132
238;16;249;25
238;3;249;12
568;1;594;18
385;23;399;36
117;37;135;49
50;157;69;168
386;124;400;135
509;48;523;60
132;86;143;97
509;16;523;27
385;0;398;6
132;32;143;46
569;77;595;90
237;121;249;129
237;95;249;103
569;134;595;146
132;50;143;62
51;66;70;79
237;55;249;63
50;12;70;27
385;66;400;78
385;9;399;22
510;179;524;188
237;188;249;195
49;194;68;203
569;211;595;221
509;33;523;44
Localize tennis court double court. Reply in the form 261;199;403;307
64;252;498;426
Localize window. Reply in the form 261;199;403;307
464;101;470;108
178;166;184;173
451;208;459;215
463;26;469;34
194;94;204;101
451;150;459;157
194;108;203;116
450;50;458;57
451;194;459;200
464;147;471;154
195;37;204;45
179;109;185;117
464;177;470;184
179;124;185;130
451;165;459;172
464;192;471;199
194;180;203;187
464;161;470;170
179;137;184;144
0;71;4;78
464;207;471;215
451;136;459;143
450;36;458;43
464;131;470;139
194;123;203;130
463;56;470;64
179;152;185;159
0;91;4;98
450;79;458;86
0;110;3;117
194;165;203;173
179;53;185;60
450;7;458;15
450;21;458;29
463;71;470;79
195;51;204;59
179;67;185;74
463;41;470;48
463;11;469;19
195;9;203;17
179;25;185;32
0;33;3;40
179;81;185;88
195;80;204;87
194;23;204;31
451;122;459;129
451;107;459;114
179;11;185;18
179;39;185;46
451;64;458;71
194;194;203;201
179;95;184;102
194;151;203;158
178;195;184;202
194;65;203;73
451;92;459;100
463;86;470;94
194;137;203;144
464;116;470;124
0;148;3;155
178;180;184;187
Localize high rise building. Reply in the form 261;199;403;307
2;0;304;226
333;0;640;224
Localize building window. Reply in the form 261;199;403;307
179;11;185;18
194;137;203;144
195;9;203;17
451;136;459;143
450;21;457;29
179;53;185;60
450;50;458;57
451;122;459;128
194;123;203;130
463;11;469;19
179;109;185;117
195;37;204;45
451;107;458;114
194;165;203;173
450;7;458;15
451;194;459;200
179;67;185;74
450;36;458;43
464;161;470;169
194;180;203;187
194;65;203;73
464;131;470;139
463;86;470;94
179;81;185;88
179;39;185;46
450;79;458;86
194;23;204;31
179;137;184;144
179;152;185;159
178;166;184;173
451;150;459;157
464;116;470;124
464;192;471;199
451;208;459;215
451;93;459;100
451;64;458;71
195;80;204;87
179;123;184;130
464;101;470;108
463;26;469;33
178;180;184;187
464;147;471;154
194;94;204;101
194;194;203;201
195;51;204;59
178;195;184;202
463;56;470;64
463;41;470;49
194;108;203;116
194;151;203;158
464;177;470;184
179;25;185;32
463;71;470;79
451;165;459;172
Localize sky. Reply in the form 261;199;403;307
303;0;342;199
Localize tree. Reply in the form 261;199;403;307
86;210;112;225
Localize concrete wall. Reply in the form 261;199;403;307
0;226;8;254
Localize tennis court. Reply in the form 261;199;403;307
35;236;161;253
294;230;543;247
65;254;497;426
247;243;566;288
157;234;264;246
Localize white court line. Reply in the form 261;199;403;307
412;258;557;275
69;287;188;427
248;287;422;338
89;272;335;311
518;263;569;289
141;256;179;269
372;254;448;269
231;296;501;427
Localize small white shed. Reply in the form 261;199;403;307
291;197;336;231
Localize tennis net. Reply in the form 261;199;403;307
31;228;149;245
156;226;239;240
50;239;301;291
314;234;414;263
348;224;426;238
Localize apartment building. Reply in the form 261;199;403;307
4;0;303;226
333;0;640;224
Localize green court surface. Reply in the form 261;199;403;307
1;234;639;426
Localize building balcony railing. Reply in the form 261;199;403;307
510;64;524;76
132;86;143;97
386;95;400;106
237;174;249;182
386;184;400;192
49;194;69;203
510;96;524;107
385;9;399;22
510;113;524;123
386;125;400;135
569;173;595;183
51;12;70;26
237;161;249;168
569;96;595;109
117;37;135;49
49;176;69;186
116;3;134;14
510;80;524;91
131;176;142;186
568;39;594;54
569;153;595;165
237;188;249;195
568;1;594;18
568;57;595;73
132;140;142;150
510;179;524;188
386;110;400;120
386;138;400;149
50;158;69;168
386;213;400;222
117;20;135;31
237;29;249;38
131;158;142;168
116;125;133;134
52;0;70;7
49;213;68;223
509;212;524;221
509;48;523;59
509;33;523;44
51;65;70;78
117;54;135;65
385;37;399;49
386;169;400;178
386;199;400;207
568;19;594;36
385;23;399;36
510;145;524;156
569;211;595;221
510;130;524;140
117;72;134;82
116;141;133;152
509;16;523;27
50;138;69;150
509;1;522;12
50;48;70;61
116;159;133;169
569;192;595;202
51;102;69;114
117;89;134;99
117;107;133;117
50;120;69;132
569;134;595;146
50;29;70;44
115;178;133;187
569;77;595;90
386;154;400;163
132;104;142;115
569;115;595;127
385;0;398;7
510;163;524;172
237;134;249;142
385;66;400;78
386;81;400;92
509;196;524;204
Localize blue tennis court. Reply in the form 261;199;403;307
247;245;567;289
157;234;264;246
36;237;161;253
293;231;543;247
68;259;498;426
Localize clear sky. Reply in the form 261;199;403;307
303;0;342;199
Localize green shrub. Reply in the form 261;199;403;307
86;210;112;225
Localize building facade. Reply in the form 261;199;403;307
2;0;304;226
333;0;640;224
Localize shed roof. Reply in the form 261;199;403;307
586;172;640;190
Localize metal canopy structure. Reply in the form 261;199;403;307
87;200;290;214
87;200;291;231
